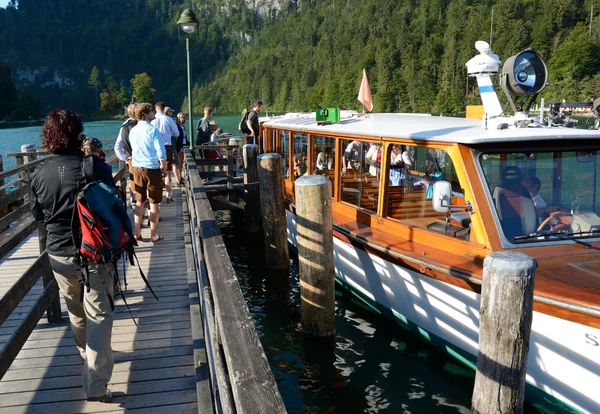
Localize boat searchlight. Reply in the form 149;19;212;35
500;49;548;114
467;41;549;129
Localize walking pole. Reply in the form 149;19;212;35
122;255;127;288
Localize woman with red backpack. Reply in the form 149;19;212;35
30;109;116;403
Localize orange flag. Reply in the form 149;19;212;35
357;69;373;112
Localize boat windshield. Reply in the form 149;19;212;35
479;149;600;243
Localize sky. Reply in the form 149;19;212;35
0;1;10;8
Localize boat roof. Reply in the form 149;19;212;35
261;113;600;145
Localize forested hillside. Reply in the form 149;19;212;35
1;0;600;115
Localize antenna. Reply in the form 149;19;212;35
490;8;494;47
590;3;594;36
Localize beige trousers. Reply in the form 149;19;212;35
48;254;115;399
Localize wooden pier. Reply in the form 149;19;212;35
0;145;285;413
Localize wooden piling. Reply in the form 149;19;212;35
295;175;335;337
243;144;261;233
472;251;537;414
257;153;289;270
20;144;37;205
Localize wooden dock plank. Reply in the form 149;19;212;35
0;389;198;414
0;184;205;412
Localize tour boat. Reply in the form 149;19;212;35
260;42;600;413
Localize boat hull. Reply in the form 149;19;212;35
286;210;600;414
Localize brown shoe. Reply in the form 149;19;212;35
166;196;174;203
87;389;112;403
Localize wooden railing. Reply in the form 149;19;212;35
183;149;286;413
0;149;126;380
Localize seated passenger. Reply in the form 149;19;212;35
316;147;333;171
522;175;546;207
294;154;307;178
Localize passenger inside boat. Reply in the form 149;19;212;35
481;149;600;243
313;136;335;177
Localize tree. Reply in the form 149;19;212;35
8;91;41;121
0;60;18;119
88;66;101;111
99;89;113;112
116;86;131;108
130;72;156;104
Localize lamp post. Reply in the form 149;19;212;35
177;8;199;151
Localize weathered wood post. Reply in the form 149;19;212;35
243;144;261;233
21;144;37;205
295;175;335;337
472;251;536;414
257;153;289;270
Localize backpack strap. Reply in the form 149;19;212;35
132;249;159;300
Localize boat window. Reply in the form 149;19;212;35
340;139;379;212
313;136;335;180
292;132;308;180
480;149;600;243
385;145;469;239
278;130;290;179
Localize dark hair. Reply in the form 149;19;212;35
42;109;84;154
155;101;165;111
254;100;263;108
529;176;541;189
135;103;154;120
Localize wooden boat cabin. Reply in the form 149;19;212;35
260;112;600;414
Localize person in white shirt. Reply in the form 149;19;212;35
151;101;179;203
365;144;380;177
130;103;167;242
114;103;138;206
523;175;547;208
316;147;333;171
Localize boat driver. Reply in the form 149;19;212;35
522;175;547;208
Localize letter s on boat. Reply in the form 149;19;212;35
585;334;599;346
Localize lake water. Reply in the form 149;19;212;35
0;114;242;170
215;210;540;414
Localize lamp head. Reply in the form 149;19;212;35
501;49;548;96
177;9;198;34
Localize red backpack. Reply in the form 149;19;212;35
72;156;158;320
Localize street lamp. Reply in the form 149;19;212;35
177;8;199;151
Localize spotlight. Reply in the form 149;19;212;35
500;49;548;113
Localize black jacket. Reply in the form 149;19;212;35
176;123;188;149
31;151;115;257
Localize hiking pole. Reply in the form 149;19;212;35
122;255;127;288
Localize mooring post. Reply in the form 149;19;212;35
257;153;289;270
295;175;335;337
471;251;537;414
21;144;37;205
243;144;261;232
